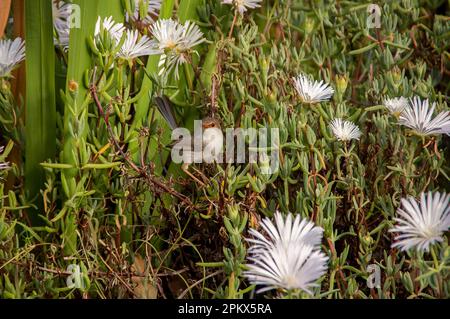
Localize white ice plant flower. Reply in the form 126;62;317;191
52;0;72;49
399;96;450;136
221;0;262;15
329;118;361;142
150;19;184;50
0;38;26;78
150;19;205;79
292;73;334;104
390;192;450;252
247;212;325;251
245;212;329;294
384;96;409;116
117;30;159;60
127;0;162;25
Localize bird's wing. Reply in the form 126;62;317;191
154;95;178;130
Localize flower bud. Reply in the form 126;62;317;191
304;18;315;35
227;204;239;224
335;74;348;96
391;66;402;84
68;80;79;93
267;90;277;103
0;79;10;93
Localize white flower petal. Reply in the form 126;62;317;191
244;211;328;294
94;16;125;44
0;146;10;170
399;96;450;136
52;0;72;49
221;0;262;14
117;30;159;59
390;192;450;252
127;0;162;25
329;118;361;142
0;38;26;77
384;96;408;115
150;18;205;79
292;73;334;103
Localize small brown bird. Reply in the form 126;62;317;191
155;96;223;186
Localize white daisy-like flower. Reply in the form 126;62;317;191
245;212;329;294
329;118;361;142
221;0;262;15
151;19;205;52
94;16;125;45
150;19;184;51
292;73;334;104
117;30;159;60
52;0;72;49
0;38;26;78
399;96;450;136
247;212;324;252
127;0;162;25
384;97;409;116
150;19;205;79
390;192;450;252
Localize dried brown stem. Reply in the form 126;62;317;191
89;84;193;207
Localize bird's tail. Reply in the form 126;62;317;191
154;95;178;130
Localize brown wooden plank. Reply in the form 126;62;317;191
0;0;11;37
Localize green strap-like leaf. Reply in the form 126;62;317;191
24;0;56;224
60;0;123;255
